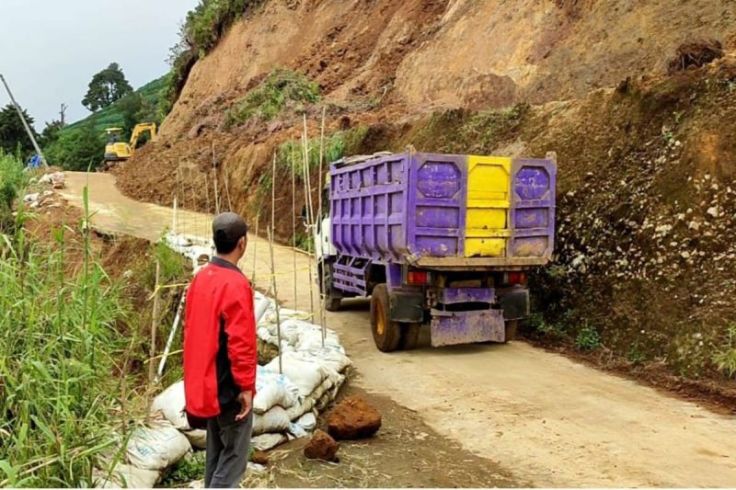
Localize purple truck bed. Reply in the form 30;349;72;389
330;152;556;270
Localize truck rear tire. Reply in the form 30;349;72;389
504;320;518;343
401;323;422;350
370;284;401;352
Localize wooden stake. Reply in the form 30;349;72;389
267;229;283;375
318;106;328;344
172;195;178;236
302;116;316;321
211;142;220;214
291;152;298;310
149;260;161;383
156;290;186;381
252;211;260;285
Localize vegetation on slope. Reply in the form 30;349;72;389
45;77;165;171
161;0;264;115
0;156;189;485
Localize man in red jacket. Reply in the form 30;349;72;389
184;212;257;488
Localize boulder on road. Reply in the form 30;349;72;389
304;430;339;462
326;396;381;440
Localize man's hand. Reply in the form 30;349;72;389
235;390;253;421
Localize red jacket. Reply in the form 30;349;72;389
183;257;257;419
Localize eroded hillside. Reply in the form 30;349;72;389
117;0;736;391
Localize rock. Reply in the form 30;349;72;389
326;396;382;440
304;430;339;462
251;450;269;466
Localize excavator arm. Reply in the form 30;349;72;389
129;123;158;150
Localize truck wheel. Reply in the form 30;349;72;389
370;284;401;352
321;262;342;311
325;296;341;312
504;320;518;343
401;323;422;350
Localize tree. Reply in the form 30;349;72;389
117;92;143;134
45;123;104;171
0;103;37;156
82;63;134;112
39;120;64;147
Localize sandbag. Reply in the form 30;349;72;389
150;381;189;431
126;419;191;471
264;353;328;397
252;406;291;436
296;412;317;432
253;366;300;414
93;463;160;489
251;433;288;451
184;429;207;450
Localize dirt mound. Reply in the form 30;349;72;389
326;396;382;440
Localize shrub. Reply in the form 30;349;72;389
225;69;320;128
713;325;736;378
575;323;602;351
0;152;27;230
45;124;104;171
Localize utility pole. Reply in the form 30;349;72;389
0;73;48;167
59;103;68;126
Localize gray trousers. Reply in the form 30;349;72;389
205;403;253;488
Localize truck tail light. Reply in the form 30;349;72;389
407;270;429;286
505;272;527;286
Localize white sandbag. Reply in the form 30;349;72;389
288;346;351;375
251;433;288;451
296;412;317;432
252;406;291;435
126;419;191;471
264;353;328;397
254;292;272;324
150;381;189;431
93;463;160;489
288;422;308;439
253;366;300;414
184;429;207;450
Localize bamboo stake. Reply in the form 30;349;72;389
149;260;161;383
212;142;220;214
271;152;276;245
318;106;328;345
224;167;234;212
302;116;316;320
156;290;186;382
291;152;298;310
267;230;283;375
172;195;178;236
252;211;260;285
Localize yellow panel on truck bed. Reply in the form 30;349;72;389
465;155;512;257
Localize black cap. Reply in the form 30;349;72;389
212;212;248;253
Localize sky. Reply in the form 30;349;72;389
0;0;200;130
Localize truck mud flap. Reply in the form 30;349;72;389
430;308;505;347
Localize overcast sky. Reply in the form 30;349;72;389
0;0;200;130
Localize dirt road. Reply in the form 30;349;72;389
62;172;736;487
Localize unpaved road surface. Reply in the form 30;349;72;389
62;172;736;487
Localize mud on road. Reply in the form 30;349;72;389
62;172;736;487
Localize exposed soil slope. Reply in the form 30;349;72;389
117;0;736;384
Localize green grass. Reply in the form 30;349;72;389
0;152;27;229
575;323;602;351
0;176;134;486
225;69;320;128
713;325;736;378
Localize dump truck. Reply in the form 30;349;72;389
314;151;557;352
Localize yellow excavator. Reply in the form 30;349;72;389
104;122;157;165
